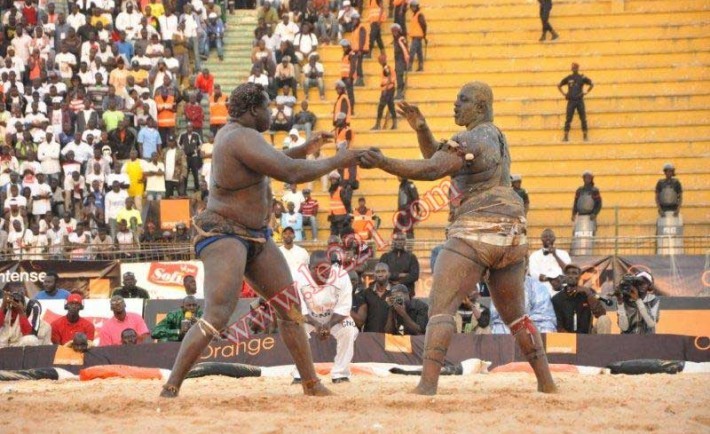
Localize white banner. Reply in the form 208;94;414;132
120;261;205;299
38;299;144;345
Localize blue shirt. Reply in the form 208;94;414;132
34;288;71;300
490;276;557;334
115;41;134;62
280;212;304;241
137;127;162;159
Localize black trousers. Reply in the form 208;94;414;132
186;155;202;191
369;22;384;52
165;180;186;198
540;1;554;33
330;215;349;236
394;4;407;36
343;77;356;114
354;52;365;83
564;99;588;132
395;60;407;96
377;89;396;121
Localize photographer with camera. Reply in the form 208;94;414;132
615;272;659;334
529;229;571;296
384;284;428;336
0;284;41;347
551;264;611;334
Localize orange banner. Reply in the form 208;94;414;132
160;199;191;230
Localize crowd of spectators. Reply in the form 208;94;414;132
0;0;228;259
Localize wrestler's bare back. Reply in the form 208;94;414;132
206;123;275;229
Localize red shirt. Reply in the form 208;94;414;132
0;310;33;335
300;198;319;217
22;6;38;26
184;103;204;129
51;316;96;345
195;74;214;95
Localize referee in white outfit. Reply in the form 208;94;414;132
293;250;359;384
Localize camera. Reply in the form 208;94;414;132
393;295;405;306
611;274;644;299
559;275;577;290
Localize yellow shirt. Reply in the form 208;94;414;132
128;69;149;85
117;208;143;226
149;2;165;18
124;159;145;197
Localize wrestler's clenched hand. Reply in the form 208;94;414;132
358;147;385;169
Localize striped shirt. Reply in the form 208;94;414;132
300;198;319;217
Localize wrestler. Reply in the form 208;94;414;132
359;82;557;395
160;83;362;398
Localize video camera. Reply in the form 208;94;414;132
558;275;578;291
610;274;645;300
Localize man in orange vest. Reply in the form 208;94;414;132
339;39;357;115
333;82;352;127
371;53;397;130
408;0;427;72
352;196;379;240
367;0;385;57
348;12;369;87
328;171;351;236
209;84;229;135
155;87;176;145
334;112;358;187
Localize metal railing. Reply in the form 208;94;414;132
1;236;707;262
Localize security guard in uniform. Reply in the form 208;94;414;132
371;53;397;130
408;0;426;72
558;62;594;141
339;39;357;115
391;23;409;100
572;171;602;230
655;163;683;216
349;12;370;87
367;0;385;56
538;0;559;42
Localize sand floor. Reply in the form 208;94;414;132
1;373;708;434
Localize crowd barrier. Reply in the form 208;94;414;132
1;333;708;374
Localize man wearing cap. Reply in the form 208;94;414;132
558;62;593;141
551;264;609;334
338;1;356;33
99;295;150;345
655;163;682;217
279;226;310;274
300;188;319;240
511;174;529;215
408;0;426;72
391;23;410;100
112;271;150;299
302;53;326;101
335;39;357;114
616;271;660;334
50;294;96;345
572;171;602;226
204;12;225;61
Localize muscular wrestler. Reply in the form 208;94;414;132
359;82;557;395
160;83;362;398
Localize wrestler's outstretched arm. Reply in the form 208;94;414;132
397;102;439;159
283;131;333;159
233;128;363;184
360;147;463;181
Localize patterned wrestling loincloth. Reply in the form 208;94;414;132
192;210;270;260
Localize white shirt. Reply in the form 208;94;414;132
295;268;352;323
180;13;198;38
63;140;95;163
279;244;310;276
164;148;176;180
55;52;77;79
144;160;165;192
59;218;77;233
3;195;27;210
282;190;305;211
30;182;52;217
115;11;143;39
67;12;87;31
158;14;178;40
528;247;572;296
105;189;129;223
248;74;269;87
293;32;318;56
274;21;299;43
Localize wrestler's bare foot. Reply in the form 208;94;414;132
538;382;559;394
302;380;334;396
159;384;179;398
412;382;437;396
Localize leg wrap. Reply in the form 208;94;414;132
509;315;546;362
422;314;456;366
197;318;223;339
